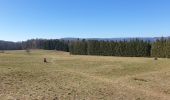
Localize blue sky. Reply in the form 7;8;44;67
0;0;170;41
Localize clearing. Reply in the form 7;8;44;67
0;50;170;100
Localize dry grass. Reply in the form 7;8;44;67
0;50;170;100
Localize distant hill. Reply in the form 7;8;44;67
1;36;170;43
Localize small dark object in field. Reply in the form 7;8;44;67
136;98;141;100
68;93;71;95
154;57;158;60
53;97;58;100
133;78;148;82
26;49;31;54
44;58;47;63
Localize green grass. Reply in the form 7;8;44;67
0;50;170;100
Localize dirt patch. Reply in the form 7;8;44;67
133;77;149;82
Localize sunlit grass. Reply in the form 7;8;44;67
0;50;170;100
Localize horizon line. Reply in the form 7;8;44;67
1;36;170;42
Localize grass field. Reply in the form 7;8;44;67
0;50;170;100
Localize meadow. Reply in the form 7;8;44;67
0;50;170;100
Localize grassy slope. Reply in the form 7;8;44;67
0;50;170;100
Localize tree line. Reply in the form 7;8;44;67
0;38;170;58
21;39;69;51
0;41;22;50
69;39;151;57
0;39;69;52
151;37;170;58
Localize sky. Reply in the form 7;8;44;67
0;0;170;41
